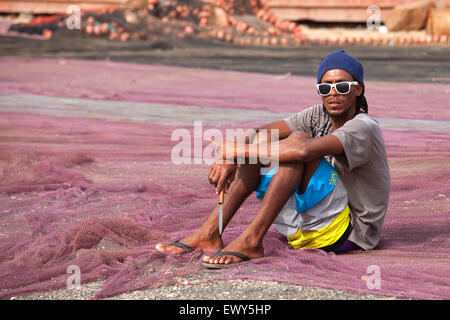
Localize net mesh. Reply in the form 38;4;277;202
0;57;449;300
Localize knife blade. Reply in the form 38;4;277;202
218;189;224;235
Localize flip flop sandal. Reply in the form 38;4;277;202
168;240;195;252
202;250;250;269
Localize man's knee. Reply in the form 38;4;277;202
233;164;261;191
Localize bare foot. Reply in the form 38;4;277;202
202;235;264;265
155;230;223;254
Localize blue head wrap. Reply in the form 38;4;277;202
317;50;364;89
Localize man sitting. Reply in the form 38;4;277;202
156;50;391;268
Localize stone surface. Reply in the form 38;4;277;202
384;0;435;31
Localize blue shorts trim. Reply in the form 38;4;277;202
255;158;339;213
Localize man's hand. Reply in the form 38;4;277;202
208;162;237;194
215;139;240;163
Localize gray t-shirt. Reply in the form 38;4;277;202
284;104;391;250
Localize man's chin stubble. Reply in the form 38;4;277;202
323;106;348;119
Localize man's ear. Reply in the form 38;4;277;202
356;84;363;96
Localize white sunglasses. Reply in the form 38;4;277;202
316;81;359;96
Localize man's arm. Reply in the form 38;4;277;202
243;120;293;144
209;120;293;193
276;133;345;162
224;131;344;164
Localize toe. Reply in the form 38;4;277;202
203;253;245;265
155;242;186;254
155;243;166;252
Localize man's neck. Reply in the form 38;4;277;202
330;107;358;131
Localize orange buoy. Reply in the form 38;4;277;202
329;36;339;45
120;32;130;42
288;22;296;32
100;23;109;35
93;24;101;35
109;31;119;40
42;29;53;39
86;16;95;25
184;25;194;35
85;24;93;35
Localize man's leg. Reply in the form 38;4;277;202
155;163;261;253
203;158;321;265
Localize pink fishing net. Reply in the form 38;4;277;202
0;57;449;300
1;57;449;121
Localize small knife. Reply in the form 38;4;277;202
218;189;224;235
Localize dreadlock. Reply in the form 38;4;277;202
354;73;368;114
357;94;369;114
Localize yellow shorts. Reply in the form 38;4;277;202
287;205;350;250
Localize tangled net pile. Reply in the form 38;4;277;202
0;58;449;300
6;0;450;45
77;0;450;46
